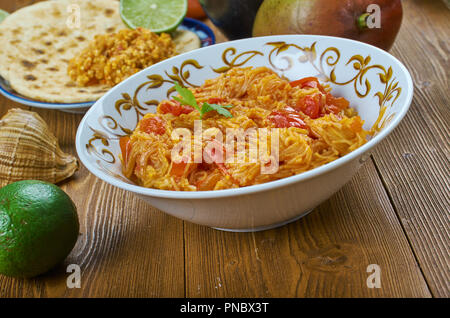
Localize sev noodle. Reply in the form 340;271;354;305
119;67;369;191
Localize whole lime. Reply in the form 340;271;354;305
0;180;79;278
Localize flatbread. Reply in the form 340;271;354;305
0;0;125;103
0;0;201;103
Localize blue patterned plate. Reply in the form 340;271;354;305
0;18;216;114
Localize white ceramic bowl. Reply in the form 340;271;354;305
76;35;413;231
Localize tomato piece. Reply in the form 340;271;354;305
207;97;224;104
170;161;197;179
290;77;325;93
139;116;166;135
269;107;307;129
295;95;322;119
334;97;349;109
269;113;290;128
170;161;187;178
324;93;350;114
119;136;131;164
159;100;194;116
325;105;341;115
304;99;320;119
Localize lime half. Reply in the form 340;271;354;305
120;0;187;33
0;9;9;24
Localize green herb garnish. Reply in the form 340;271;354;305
173;82;233;119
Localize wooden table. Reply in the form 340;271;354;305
0;0;448;298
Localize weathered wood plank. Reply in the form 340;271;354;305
371;0;450;297
184;160;431;297
0;100;186;298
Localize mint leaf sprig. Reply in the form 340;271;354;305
173;83;233;119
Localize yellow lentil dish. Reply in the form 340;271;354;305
68;28;175;87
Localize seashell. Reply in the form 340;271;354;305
0;108;78;187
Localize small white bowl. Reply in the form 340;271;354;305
76;35;413;231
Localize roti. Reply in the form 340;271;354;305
0;0;201;103
0;0;126;103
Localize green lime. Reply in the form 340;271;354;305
0;9;9;24
120;0;187;33
0;180;79;278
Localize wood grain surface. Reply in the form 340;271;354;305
0;0;448;298
371;0;450;298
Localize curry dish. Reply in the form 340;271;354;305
119;67;369;191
